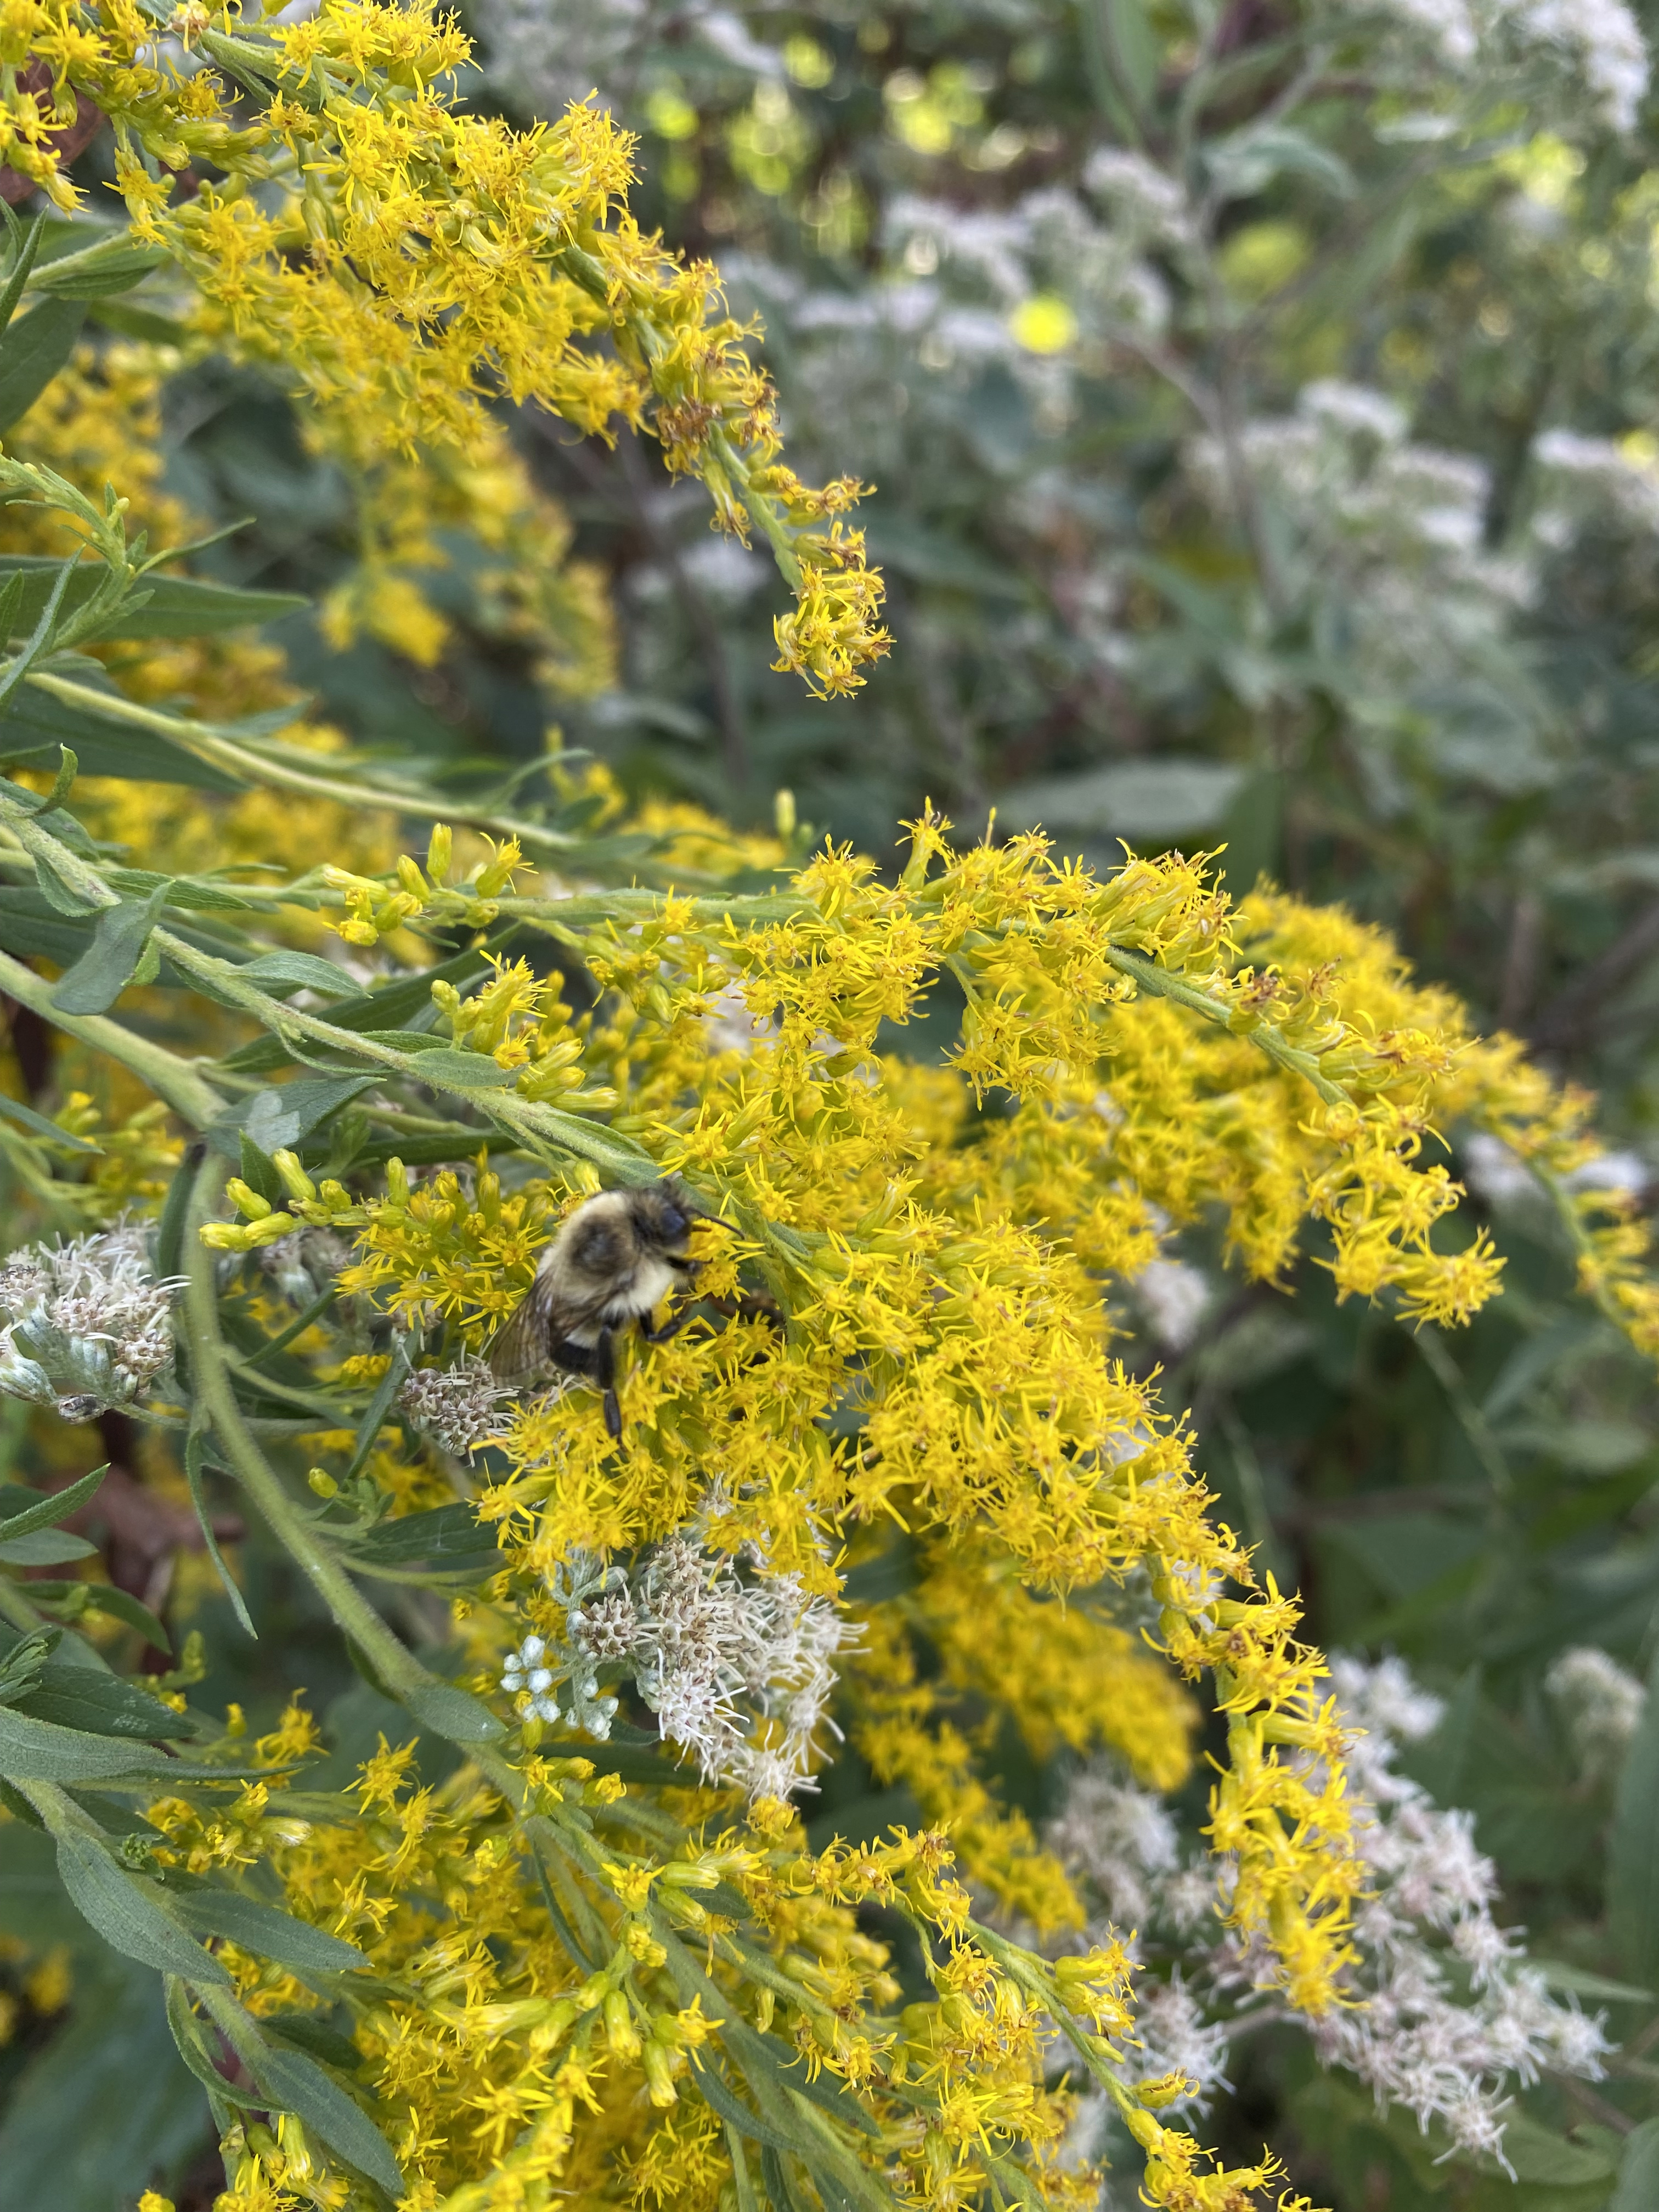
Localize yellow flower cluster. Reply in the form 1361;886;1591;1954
313;417;615;692
8;727;1650;2207
4;0;887;692
198;808;1620;2024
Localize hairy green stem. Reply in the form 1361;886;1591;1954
152;926;655;1181
23;669;594;857
1101;942;1351;1107
183;1154;457;1712
0;945;225;1127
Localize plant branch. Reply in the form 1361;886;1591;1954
0;947;225;1127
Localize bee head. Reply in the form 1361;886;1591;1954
630;1181;699;1250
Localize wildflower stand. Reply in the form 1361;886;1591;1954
0;6;1652;2209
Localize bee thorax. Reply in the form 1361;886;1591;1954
605;1255;678;1322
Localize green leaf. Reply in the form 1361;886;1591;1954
262;2010;367;2073
691;2057;803;2153
0;1090;100;1151
1534;1960;1653;2004
0;1702;190;1781
0;213;46;342
342;1341;409;1486
1608;1644;1659;1984
239;951;360;998
399;1046;517;1088
205;1076;379;1161
27;236;169;297
0;680;244;788
999;757;1248;844
13;1663;199;1742
209;2002;402;2196
170;1889;366;1974
399;1675;505;1745
0;885;95;961
78;573;306;640
154;1140;204;1286
165;1972;253;2114
0;1528;97;1565
53;1827;230;1983
1206;123;1356;202
0;297;87;433
25;1579;172;1653
0;1627;57;1704
51;883;173;1014
760;2145;812;2212
31;844;101;916
1493;2111;1616;2186
185;1419;256;1641
256;2044;404;2193
107;866;253;913
725;2124;760;2212
342;1502;502;1576
1612;2117;1659;2211
239;1129;284;1206
217;940;501;1074
0;1464;108;1545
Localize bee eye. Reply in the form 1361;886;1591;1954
657;1204;689;1240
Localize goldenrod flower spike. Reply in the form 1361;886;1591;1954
0;0;889;695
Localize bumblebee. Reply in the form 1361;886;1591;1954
487;1182;703;1438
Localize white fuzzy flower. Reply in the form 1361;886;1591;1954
0;1222;180;1421
1547;1645;1646;1774
1462;1132;1541;1209
1127;1973;1233;2114
400;1355;516;1457
501;1633;561;1723
501;1532;855;1796
1047;1768;1179;1927
1131;1259;1211;1353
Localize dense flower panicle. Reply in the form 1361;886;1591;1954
0;1220;179;1420
1546;1644;1647;1776
1052;1655;1617;2179
0;0;887;695
187;808;1659;2036
499;1537;856;1792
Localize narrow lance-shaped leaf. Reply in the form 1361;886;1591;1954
0;1464;107;1544
51;881;174;1015
184;1418;256;1641
206;1989;404;2196
0;296;87;432
52;1825;232;1984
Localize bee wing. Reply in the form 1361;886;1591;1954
487;1276;565;1380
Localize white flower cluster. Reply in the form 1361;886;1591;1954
1050;1654;1615;2171
1547;1644;1647;1777
1342;0;1649;131
1131;1259;1211;1355
502;1534;855;1797
399;1355;516;1457
473;0;777;116
1533;428;1659;533
0;1223;180;1423
1311;1657;1613;2170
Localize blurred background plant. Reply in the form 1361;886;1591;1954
5;1;1659;2209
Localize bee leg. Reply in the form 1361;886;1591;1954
702;1289;785;1333
594;1327;623;1440
637;1306;694;1348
